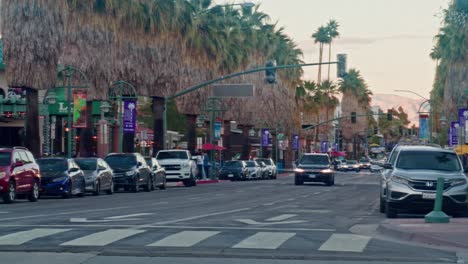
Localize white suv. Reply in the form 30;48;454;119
156;150;197;187
254;158;277;179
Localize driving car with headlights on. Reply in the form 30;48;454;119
294;153;334;186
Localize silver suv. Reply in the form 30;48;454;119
380;146;468;218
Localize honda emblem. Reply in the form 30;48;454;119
426;181;434;187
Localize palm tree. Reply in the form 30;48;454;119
311;26;330;84
325;20;340;80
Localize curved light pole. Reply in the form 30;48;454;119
395;90;433;143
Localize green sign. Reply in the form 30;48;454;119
48;87;102;116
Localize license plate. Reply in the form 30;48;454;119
228;174;234;178
309;174;316;179
422;193;436;199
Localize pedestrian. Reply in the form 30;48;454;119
196;151;205;179
203;152;210;178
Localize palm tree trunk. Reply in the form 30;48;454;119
317;43;323;84
327;42;332;80
25;88;40;157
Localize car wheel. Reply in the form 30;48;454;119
132;177;140;193
385;201;397;218
159;179;166;190
183;179;193;187
77;181;85;197
294;176;303;186
144;176;152;192
62;181;72;199
28;180;39;202
325;176;334;186
2;181;16;204
379;197;385;213
93;180;101;196
106;181;114;195
151;176;156;191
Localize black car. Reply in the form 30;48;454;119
37;158;86;198
104;153;152;192
145;157;167;190
294;153;335;186
219;161;249;181
75;158;114;195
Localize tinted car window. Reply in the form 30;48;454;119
396;151;461;171
145;158;153;167
224;161;242;167
156;151;188;160
75;159;97;170
348;160;357;165
37;159;68;172
105;155;137;169
246;161;257;167
300;155;329;165
0;152;11;166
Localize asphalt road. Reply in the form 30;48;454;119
0;171;460;263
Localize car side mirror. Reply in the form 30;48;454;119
13;161;24;168
69;167;79;173
383;163;393;170
137;162;142;167
98;166;106;171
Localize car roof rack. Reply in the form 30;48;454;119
0;146;29;150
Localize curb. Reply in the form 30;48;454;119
196;179;221;184
377;223;468;250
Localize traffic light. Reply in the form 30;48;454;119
351;112;357;124
387;110;393;121
265;60;277;84
337;54;347;78
374;127;378;134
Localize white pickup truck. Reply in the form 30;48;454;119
155;150;198;187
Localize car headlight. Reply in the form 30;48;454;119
125;171;136;176
295;168;305;173
52;176;68;183
0;172;6;179
449;178;467;187
391;176;409;185
320;169;333;174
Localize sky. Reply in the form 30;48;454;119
218;0;450;100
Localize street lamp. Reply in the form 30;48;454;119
395;90;433;143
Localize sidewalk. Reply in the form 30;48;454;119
378;218;468;251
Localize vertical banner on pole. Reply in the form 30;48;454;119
72;91;87;128
292;134;299;150
123;100;137;133
419;114;429;141
448;127;452;147
214;119;221;140
451;122;459;146
262;129;270;147
459;108;468;144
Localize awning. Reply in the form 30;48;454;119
331;151;346;157
201;143;226;151
455;145;468;155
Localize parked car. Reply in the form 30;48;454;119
370;164;383;173
294;153;335;186
345;160;360;172
104;153;152;192
218;160;249;181
359;157;371;170
74;158;114;195
0;147;41;203
257;161;269;179
245;160;262;180
254;158;277;179
156;150;197;187
145;157;167;190
380;145;468;218
37;158;86;198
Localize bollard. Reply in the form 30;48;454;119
425;177;450;223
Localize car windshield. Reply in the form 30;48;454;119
246;161;257;167
224;161;242;168
256;159;272;165
145;158;153;166
300;155;329;165
37;159;68;172
348;161;357;165
396;151;461;171
0;152;11;166
75;159;97;170
104;155;137;169
157;151;188;160
360;158;369;163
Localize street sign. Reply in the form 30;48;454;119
214;121;221;140
419;115;429;140
212;84;254;98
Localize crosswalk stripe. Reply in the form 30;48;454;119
61;229;145;246
0;228;71;245
318;233;371;252
147;231;220;247
232;232;295;249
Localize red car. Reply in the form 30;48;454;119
0;147;41;203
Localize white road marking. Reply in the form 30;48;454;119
286;209;331;214
61;229;145;246
236;219;306;226
0;228;71;245
0;206;132;221
140;208;251;227
147;231;219;247
233;232;295;249
318;233;371;252
152;202;168;205
263;202;276;206
314;192;321;195
0;212;8;214
105;213;153;219
266;214;297;222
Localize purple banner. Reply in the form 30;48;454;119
451;122;459;146
459;108;468;144
321;141;328;153
262;129;270;147
292;134;299;150
123;100;137;133
448;127;452;147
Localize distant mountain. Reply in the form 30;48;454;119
372;94;425;125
